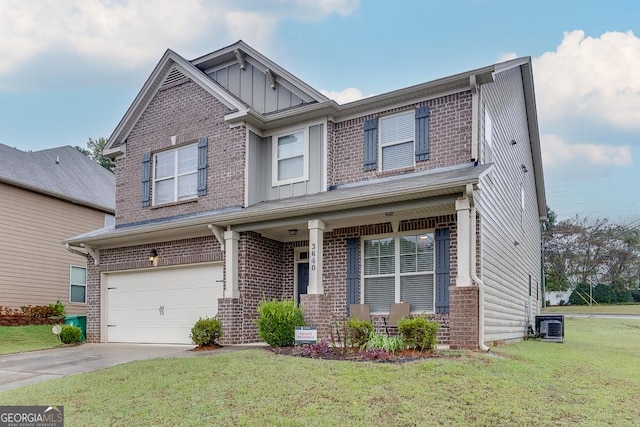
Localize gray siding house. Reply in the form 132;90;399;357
65;41;546;349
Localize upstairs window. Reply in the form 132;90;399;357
153;144;198;205
380;111;415;171
273;129;308;185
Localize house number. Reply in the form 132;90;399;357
310;243;317;271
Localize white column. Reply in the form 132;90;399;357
308;219;325;294
456;197;472;287
224;230;240;298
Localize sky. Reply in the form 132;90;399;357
0;0;638;222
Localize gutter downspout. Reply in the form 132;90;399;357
467;185;490;352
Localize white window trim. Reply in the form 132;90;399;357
378;110;416;172
360;230;436;314
152;143;198;205
69;265;87;304
271;127;309;186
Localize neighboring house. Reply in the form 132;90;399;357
65;41;546;349
0;144;115;315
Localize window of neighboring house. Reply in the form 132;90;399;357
363;232;435;313
273;129;308;185
379;111;415;171
70;266;86;304
484;109;493;163
104;214;115;227
153;144;198;205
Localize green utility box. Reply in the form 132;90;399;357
64;315;87;341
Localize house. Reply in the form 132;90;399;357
64;41;546;349
0;144;115;315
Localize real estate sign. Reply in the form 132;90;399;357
294;326;317;344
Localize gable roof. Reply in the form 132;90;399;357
0;144;115;212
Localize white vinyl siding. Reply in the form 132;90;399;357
380;111;414;171
363;233;435;313
272;129;308;186
70;265;86;303
484;109;493;164
153;144;198;205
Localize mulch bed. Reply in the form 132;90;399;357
269;346;441;363
190;344;223;352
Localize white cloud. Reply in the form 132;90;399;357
0;0;359;90
541;133;632;169
320;87;370;104
496;52;517;63
534;30;640;131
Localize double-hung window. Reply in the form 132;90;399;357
363;233;435;313
70;266;87;304
153;144;198;204
379;111;415;171
273;129;307;185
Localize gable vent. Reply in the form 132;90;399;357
161;68;188;89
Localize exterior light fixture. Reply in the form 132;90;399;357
148;249;158;261
521;164;528;173
510;139;517;145
288;229;298;236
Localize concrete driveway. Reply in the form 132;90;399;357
0;343;196;392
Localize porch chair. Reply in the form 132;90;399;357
349;304;371;322
383;302;411;335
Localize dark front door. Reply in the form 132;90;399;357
297;262;309;304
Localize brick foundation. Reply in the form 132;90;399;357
300;294;331;342
218;298;243;345
449;286;479;350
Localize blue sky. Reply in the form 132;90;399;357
1;0;638;221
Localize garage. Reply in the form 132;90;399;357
104;263;224;344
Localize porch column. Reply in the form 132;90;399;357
456;197;472;287
307;219;325;294
224;230;240;298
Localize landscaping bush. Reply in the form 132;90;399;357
397;316;440;351
346;317;373;348
190;317;223;346
59;324;83;344
631;290;640;303
257;299;305;347
363;333;405;353
49;300;66;317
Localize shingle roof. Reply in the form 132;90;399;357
0;143;115;212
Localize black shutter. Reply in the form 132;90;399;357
435;228;450;314
363;119;377;171
141;152;151;207
197;137;208;196
415;106;430;161
346;238;360;314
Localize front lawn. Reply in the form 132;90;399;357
1;318;639;426
0;325;61;355
542;303;640;315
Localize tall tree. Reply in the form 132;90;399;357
75;137;114;172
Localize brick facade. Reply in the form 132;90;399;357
449;286;479;350
115;79;246;227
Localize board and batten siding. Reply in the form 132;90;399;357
0;183;107;315
208;61;312;114
475;66;543;342
247;124;324;205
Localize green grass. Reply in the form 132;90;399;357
0;325;61;354
1;318;639;426
542;303;640;315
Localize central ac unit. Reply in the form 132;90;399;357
534;315;564;343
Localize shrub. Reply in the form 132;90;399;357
631;290;640;303
363;332;405;353
190;317;223;346
397;316;440;351
49;300;66;317
299;341;332;358
60;324;83;344
346;317;374;348
257;299;305;347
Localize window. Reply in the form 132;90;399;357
379;111;415;171
363;233;435;313
273;129;307;185
153;144;198;204
70;266;86;304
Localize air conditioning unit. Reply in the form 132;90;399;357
534;315;564;343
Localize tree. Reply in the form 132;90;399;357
75;137;114;172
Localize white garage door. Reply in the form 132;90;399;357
105;264;224;344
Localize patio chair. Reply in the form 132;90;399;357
383;303;411;335
349;304;371;322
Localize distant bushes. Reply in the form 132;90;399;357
569;283;635;305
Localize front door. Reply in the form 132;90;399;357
297;262;309;304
